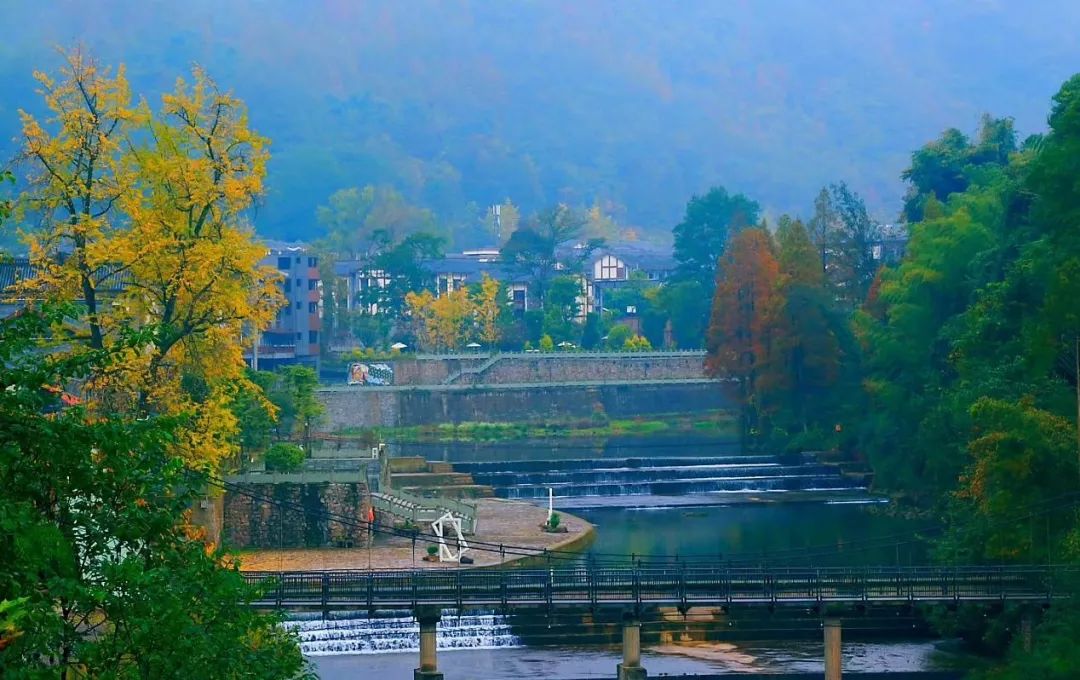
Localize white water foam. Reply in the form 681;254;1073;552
288;610;521;656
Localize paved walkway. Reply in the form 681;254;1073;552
235;498;593;572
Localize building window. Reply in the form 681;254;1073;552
308;302;318;313
295;301;301;310
308;330;318;344
308;257;318;268
296;332;302;340
308;279;318;290
277;256;291;269
283;278;291;292
295;256;301;263
599;255;626;281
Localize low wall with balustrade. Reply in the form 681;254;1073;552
328;351;708;386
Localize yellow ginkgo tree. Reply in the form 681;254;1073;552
17;48;141;350
15;50;282;467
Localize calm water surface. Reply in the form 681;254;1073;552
312;640;954;679
308;503;939;677
575;502;931;566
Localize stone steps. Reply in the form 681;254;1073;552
398;484;495;500
392;472;477;487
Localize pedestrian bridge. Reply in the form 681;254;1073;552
244;564;1076;611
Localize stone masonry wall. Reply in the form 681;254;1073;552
319;381;732;431
223;482;369;549
385;352;706;386
454;354;705;385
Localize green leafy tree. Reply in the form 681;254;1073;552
605;324;632;350
265;442;306;472
604;272;665;348
539;333;555;352
580;312;602;349
316;185;439;259
543;275;583;342
500;204;601;306
357;231;445;322
655;280;709;348
0;307;311;679
523;309;545;345
230;369;277;459
672;186;760;295
901;115;1017;222
824;182;883;304
276;366;323;450
762;216;850;435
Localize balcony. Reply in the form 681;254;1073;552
247;344;297;360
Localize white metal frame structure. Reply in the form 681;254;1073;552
431;512;469;563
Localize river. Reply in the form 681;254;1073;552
300;499;944;677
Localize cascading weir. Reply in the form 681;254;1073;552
454;452;866;501
288;610;520;655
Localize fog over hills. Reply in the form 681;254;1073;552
2;0;1079;242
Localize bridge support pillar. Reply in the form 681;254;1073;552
824;618;842;680
414;606;443;680
1020;611;1033;653
617;616;647;680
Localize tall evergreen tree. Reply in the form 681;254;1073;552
705;227;779;442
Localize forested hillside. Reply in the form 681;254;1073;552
703;75;1080;676
3;0;1080;242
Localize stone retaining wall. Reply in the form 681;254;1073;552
453;353;705;385
223;481;370;549
320;380;731;430
372;352;706;386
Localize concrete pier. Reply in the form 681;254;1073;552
824;618;842;680
1020;611;1034;653
414;607;443;680
617;615;647;679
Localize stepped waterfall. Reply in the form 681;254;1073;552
288;610;520;656
454;452;864;501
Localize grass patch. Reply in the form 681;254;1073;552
334;411;737;443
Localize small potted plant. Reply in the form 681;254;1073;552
423;545;440;562
542;512;567;533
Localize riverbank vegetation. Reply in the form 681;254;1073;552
339;411;736;444
0;51;311;676
704;75;1080;676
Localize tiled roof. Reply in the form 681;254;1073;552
0;258;35;290
0;259;131;295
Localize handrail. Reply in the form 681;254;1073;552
442;353;505;385
370;488;477;534
243;564;1080;609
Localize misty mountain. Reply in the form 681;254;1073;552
2;0;1079;243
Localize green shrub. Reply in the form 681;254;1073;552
539;334;555;352
547;512;561;530
605;324;632;350
265;442;305;472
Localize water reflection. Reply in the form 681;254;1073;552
576;503;932;567
312;640;949;679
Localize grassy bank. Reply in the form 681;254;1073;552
334;411;736;443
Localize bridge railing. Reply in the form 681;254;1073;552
242;564;1079;609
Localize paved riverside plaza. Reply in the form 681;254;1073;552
236;498;594;572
